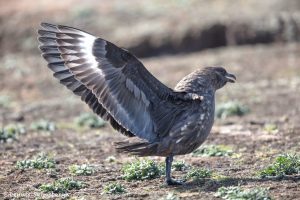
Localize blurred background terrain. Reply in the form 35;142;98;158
0;0;300;199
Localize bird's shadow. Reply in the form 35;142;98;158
164;175;300;192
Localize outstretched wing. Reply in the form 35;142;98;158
38;23;184;141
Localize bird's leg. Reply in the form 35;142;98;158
165;155;183;185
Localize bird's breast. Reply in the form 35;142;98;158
163;98;215;155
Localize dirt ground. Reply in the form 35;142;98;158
1;1;300;200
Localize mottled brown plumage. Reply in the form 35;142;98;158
38;23;236;185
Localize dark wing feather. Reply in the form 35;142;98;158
38;23;188;141
38;25;134;137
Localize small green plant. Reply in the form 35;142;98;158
0;124;26;143
172;161;190;171
16;153;55;170
39;177;86;194
103;182;126;194
185;168;212;181
192;145;233;157
216;101;250;119
75;113;105;128
69;164;95;176
30;119;56;132
215;186;271;200
122;159;162;181
0;95;11;108
259;154;300;178
263;123;278;134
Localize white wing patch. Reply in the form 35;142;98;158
61;31;102;76
79;34;99;72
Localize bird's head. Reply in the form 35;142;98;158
201;67;236;90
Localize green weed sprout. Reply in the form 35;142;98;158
216;186;271;200
192;145;233;157
103;182;126;194
39;177;86;194
259;154;300;178
122;159;162;181
216;101;250;119
16;153;56;170
69;164;95;176
185;168;212;181
75;113;105;128
30;119;56;132
0;124;26;143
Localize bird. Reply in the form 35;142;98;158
37;22;236;185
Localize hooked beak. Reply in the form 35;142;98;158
225;73;236;83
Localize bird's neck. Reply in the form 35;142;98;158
175;75;216;97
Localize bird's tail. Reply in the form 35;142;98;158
115;140;159;157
